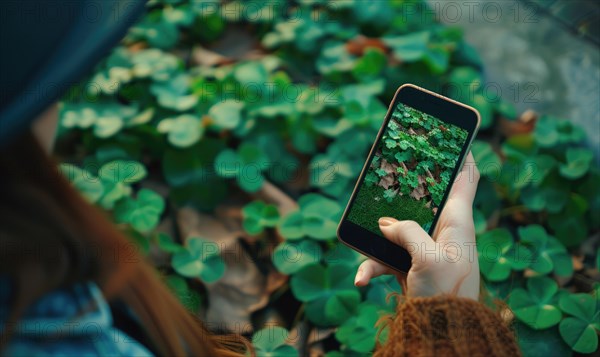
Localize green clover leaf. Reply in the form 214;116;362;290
99;160;147;184
335;303;382;353
518;225;573;277
60;164;104;203
478;228;532;282
150;74;198;111
157;114;204;148
208;100;244;130
559;148;593;180
352;48;386;80
291;263;360;326
273;239;322;275
214;143;270;192
384;31;430;62
114;189;165;233
252;326;299;357
278;194;342;241
171;237;225;283
96;160;147;209
558;293;600;353
508;276;562;330
242;200;280;235
534;116;586;148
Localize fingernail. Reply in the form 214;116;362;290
379;217;398;227
354;270;363;286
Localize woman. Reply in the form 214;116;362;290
0;1;520;356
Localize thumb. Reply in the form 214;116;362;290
378;217;435;263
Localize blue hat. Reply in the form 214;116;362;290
0;0;146;147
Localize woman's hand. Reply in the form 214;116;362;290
354;152;481;300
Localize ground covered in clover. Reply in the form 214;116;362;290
347;103;468;234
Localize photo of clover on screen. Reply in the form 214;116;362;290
347;103;468;235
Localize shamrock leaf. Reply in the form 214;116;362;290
509;276;562;330
384;31;430;62
478;228;532;282
290;263;360;326
383;188;396;203
534;116;586;148
97;160;147;209
252;326;299;357
352;48;386;80
157;114;204;148
214;143;270;192
208;100;244;130
61;101;138;138
394;150;411;163
234;61;268;86
99;160;147;184
518;225;573;277
150;74;198;111
273;239;322;275
171;237;225;283
559;148;593;180
242;201;280;235
335;303;383;353
114;189;165;233
60;164;104;203
317;41;356;75
278;194;343;241
558;293;600;354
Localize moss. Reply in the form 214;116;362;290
347;184;434;236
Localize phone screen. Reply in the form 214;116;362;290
346;102;468;236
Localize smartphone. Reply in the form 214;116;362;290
337;84;480;273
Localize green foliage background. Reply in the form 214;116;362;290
57;1;599;355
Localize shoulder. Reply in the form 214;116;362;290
1;279;153;357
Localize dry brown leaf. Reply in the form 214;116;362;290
572;255;584;271
379;175;395;190
409;185;427;200
253;180;299;217
380;158;396;175
346;35;388;56
289;320;334;356
177;207;286;333
499;109;538;137
192;45;232;67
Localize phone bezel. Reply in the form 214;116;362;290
337;83;481;273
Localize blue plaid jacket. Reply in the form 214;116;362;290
1;279;154;356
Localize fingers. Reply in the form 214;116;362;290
355;259;391;287
448;151;480;205
378;217;434;254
